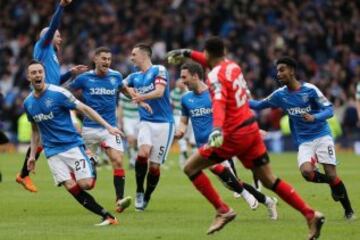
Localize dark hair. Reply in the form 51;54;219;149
181;61;204;80
204;36;225;58
94;46;111;55
134;43;152;57
276;56;297;70
27;59;44;68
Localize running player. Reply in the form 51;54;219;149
16;0;88;192
124;43;175;211
167;37;325;239
249;56;355;220
68;47;140;213
24;60;119;226
175;61;278;219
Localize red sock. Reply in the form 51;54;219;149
330;176;341;187
274;179;315;220
191;171;229;213
210;164;225;175
113;168;125;177
36;146;43;154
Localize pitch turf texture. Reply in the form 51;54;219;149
0;151;359;240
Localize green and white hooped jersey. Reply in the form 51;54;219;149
119;93;139;119
356;82;360;100
170;87;186;116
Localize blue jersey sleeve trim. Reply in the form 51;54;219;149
39;5;64;47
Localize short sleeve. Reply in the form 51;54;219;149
58;87;80;110
311;85;331;107
24;108;34;123
123;74;134;87
181;97;189;117
154;65;168;86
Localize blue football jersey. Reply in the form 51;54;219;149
181;90;213;147
24;84;84;158
124;65;174;123
68;69;123;128
33;5;64;85
249;82;333;147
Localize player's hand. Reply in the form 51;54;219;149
259;129;268;139
70;65;88;76
132;93;144;104
138;102;153;114
302;113;315;122
174;129;185;139
167;49;191;65
107;126;124;137
208;128;223;148
27;157;36;173
60;0;72;6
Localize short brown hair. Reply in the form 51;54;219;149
134;43;152;57
181;61;204;80
94;46;111;55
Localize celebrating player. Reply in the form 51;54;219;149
170;79;196;168
124;43;175;211
68;47;139;213
16;0;88;192
167;37;325;239
249;56;355;220
175;61;278;218
24;60;119;226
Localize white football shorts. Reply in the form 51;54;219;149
123;117;139;137
82;126;124;153
47;146;95;186
297;135;337;168
137;121;175;164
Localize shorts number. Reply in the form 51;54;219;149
158;146;165;157
327;146;334;156
75;159;86;171
115;135;121;144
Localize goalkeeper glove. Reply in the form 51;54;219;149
167;49;191;65
208;128;223;148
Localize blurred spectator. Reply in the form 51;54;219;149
0;0;359;148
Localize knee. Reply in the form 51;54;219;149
77;179;95;190
183;163;193;176
301;169;314;182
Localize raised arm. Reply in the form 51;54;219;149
39;0;72;47
167;49;208;68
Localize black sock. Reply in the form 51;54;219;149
243;182;266;204
69;185;113;219
182;151;188;159
144;168;160;202
228;159;238;178
20;146;41;178
213;166;244;193
331;180;353;213
113;169;125;200
311;171;331;183
135;156;148;193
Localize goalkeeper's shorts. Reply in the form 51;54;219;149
199;130;267;169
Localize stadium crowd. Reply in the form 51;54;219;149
0;0;359;146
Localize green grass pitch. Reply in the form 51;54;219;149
0;151;359;240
